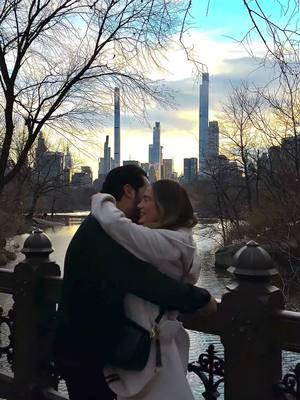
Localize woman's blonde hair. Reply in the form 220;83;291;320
148;180;198;229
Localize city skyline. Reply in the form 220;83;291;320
33;128;300;187
54;50;267;181
0;1;295;191
92;71;221;179
70;52;272;176
52;2;288;177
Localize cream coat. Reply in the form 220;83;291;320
91;193;200;400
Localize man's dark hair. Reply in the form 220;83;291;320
101;165;147;201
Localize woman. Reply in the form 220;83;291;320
91;180;199;400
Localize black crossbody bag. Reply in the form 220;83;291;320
108;261;194;371
108;310;164;371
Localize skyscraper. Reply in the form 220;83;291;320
63;146;73;184
184;158;198;183
162;159;173;179
81;166;93;183
114;87;120;167
104;135;111;174
199;72;209;172
98;135;111;178
123;160;140;166
208;121;219;159
148;144;153;164
35;131;47;169
41;151;64;182
148;164;158;182
148;122;161;181
72;167;93;186
98;158;106;178
152;122;161;165
35;132;64;181
64;146;72;170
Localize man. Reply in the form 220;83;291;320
55;165;216;400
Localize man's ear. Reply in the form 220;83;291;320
123;184;135;199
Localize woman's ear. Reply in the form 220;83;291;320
123;184;135;199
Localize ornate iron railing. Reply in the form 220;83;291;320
275;363;300;398
0;307;14;366
188;344;224;400
183;308;300;400
0;230;298;399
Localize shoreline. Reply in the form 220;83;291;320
32;217;65;228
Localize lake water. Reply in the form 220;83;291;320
3;221;300;399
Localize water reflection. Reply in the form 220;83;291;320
46;225;79;267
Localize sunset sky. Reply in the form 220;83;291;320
77;0;293;176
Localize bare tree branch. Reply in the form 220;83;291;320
0;0;195;193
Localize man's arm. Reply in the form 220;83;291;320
106;246;212;313
91;193;182;266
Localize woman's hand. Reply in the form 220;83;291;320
196;296;218;316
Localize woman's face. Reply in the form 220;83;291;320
138;185;160;225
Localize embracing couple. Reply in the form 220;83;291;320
54;164;217;400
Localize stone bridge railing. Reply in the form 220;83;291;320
0;230;298;400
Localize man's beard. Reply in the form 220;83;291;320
131;195;141;223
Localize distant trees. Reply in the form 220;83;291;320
212;78;300;236
221;85;262;213
190;67;300;250
211;0;300;239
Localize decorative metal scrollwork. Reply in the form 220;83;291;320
274;363;300;399
0;306;14;366
188;344;224;400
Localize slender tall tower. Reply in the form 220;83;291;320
114;87;120;167
152;122;161;166
199;72;209;171
153;122;161;180
104;135;111;174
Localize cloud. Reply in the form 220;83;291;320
152;29;269;80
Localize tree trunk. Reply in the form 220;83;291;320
27;194;40;220
50;196;57;217
0;84;15;194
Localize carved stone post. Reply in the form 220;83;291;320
220;241;284;400
12;229;61;400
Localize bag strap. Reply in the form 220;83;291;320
153;308;164;368
154;308;165;324
155;336;162;368
153;257;195;368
